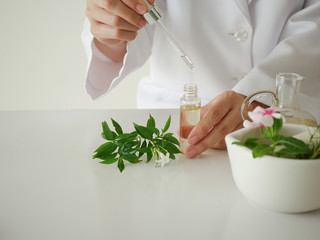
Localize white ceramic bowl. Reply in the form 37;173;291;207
225;124;320;213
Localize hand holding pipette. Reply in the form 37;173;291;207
86;0;194;69
85;0;153;61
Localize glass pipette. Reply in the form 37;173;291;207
142;1;195;70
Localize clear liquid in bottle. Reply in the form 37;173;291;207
179;84;201;153
180;105;201;153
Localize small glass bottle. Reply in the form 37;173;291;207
179;84;201;153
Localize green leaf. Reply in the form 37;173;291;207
164;132;174;137
277;136;311;156
102;121;114;140
244;138;259;148
275;149;301;159
93;142;117;160
112;131;117;138
252;144;273;158
163;133;180;146
95;153;117;161
122;148;136;156
232;141;247;147
138;147;150;153
118;158;125;173
139;140;147;157
121;142;139;157
169;152;176;160
233;138;259;149
162;115;171;133
310;148;320;159
273;117;283;137
163;140;181;154
278;136;309;148
102;132;117;140
261;118;283;140
123;153;141;163
100;157;118;164
149;127;160;136
111;118;123;135
262;127;273;139
147;114;156;128
134;123;154;140
124;141;140;150
94;142;116;154
147;149;152;163
146;142;153;163
115;132;138;142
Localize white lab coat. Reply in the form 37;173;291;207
82;0;320;121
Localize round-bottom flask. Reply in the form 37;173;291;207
241;73;318;127
276;73;317;127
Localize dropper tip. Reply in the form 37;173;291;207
181;54;195;71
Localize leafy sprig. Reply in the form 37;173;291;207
233;108;320;159
93;114;181;172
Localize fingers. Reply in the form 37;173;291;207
89;7;140;31
121;0;155;13
185;91;246;158
86;0;152;48
92;22;138;43
211;121;243;149
185;106;241;158
188;91;235;145
200;104;209;118
94;0;148;27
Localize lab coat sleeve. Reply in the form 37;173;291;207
81;18;155;100
232;1;320;121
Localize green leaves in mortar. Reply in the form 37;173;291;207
233;118;320;159
93;114;181;172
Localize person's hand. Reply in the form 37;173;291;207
184;91;246;158
85;0;154;61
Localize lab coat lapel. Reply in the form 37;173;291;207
233;0;252;26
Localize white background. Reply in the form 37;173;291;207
0;0;149;110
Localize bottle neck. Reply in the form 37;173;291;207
183;84;198;99
276;73;303;109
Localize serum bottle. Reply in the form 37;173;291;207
179;84;201;153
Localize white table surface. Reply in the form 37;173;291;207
0;109;319;240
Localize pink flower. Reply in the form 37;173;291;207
243;120;262;129
243;106;282;128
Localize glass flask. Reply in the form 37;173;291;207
241;73;318;127
179;84;201;153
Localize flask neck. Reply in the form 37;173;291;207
276;73;303;109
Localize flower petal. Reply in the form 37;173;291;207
261;115;274;127
271;113;282;119
248;111;263;123
155;151;170;167
243;120;261;129
253;106;265;113
159;152;165;159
